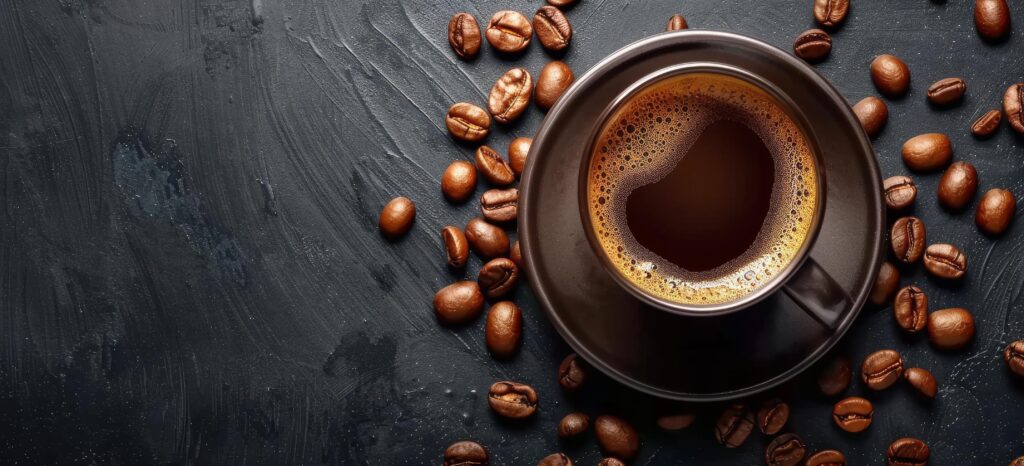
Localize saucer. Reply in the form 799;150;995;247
519;31;884;401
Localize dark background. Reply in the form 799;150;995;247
1;0;1022;464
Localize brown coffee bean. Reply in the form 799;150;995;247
597;459;625;466
434;281;485;325
656;413;695;430
558;353;587;391
666;14;688;31
480;188;519;223
871;55;911;98
594;415;640;460
927;77;966;106
442;160;477;203
465;217;510;259
883;176;916;211
832;396;874;433
861;349;905;390
891;216;926;263
1005;340;1024;376
903;367;938;398
794;29;832;62
1004;83;1024;133
923;243;967;280
976;188;1017;235
558;412;590;438
508;137;532;176
886;438;929;466
853;96;889;138
870;261;901;306
478;258;519;298
1012;456;1024;466
817;355;852;396
379;197;415;239
485;301;521;358
488;381;537;419
547;0;577;6
488;68;533;124
901;133;952;172
448;13;481;59
894;285;928;333
756;398;790;435
537;453;572;466
927;308;975;350
975;0;1011;41
444;440;489;466
535;61;575;111
806;450;847;466
442;226;469;269
446;102;491;142
814;0;849;27
937;161;978;211
765;433;806;466
475;146;515;186
533;6;572;51
714;404;754;448
971;109;1002;137
510;241;523;269
485;11;532;53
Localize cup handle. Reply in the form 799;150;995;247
782;257;852;329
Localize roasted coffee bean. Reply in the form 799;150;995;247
594;415;640;460
756;398;789;435
927;308;975;350
894;285;928;333
862;349;904;390
937;161;978;211
485;11;532;53
871;55;911;98
434;281;485;325
923;243;967;280
480;188;519;223
537;453;572;466
442;226;470;269
465;217;510;259
765;433;806;466
489;68;533;124
666;14;688;31
508;137;532;176
446;102;491;142
926;77;966;106
971;109;1002;137
488;381;537;419
794;29;832;62
558;353;586;391
903;367;938;398
536;61;575;110
1012;456;1024;466
870;262;901;306
485;301;522;357
806;450;847;466
533;6;572;51
976;189;1017;235
448;13;482;59
558;412;590;438
1005;340;1024;376
379;197;416;239
478;258;519;298
853;96;888;138
886;438;929;466
597;459;625;466
814;0;849;27
975;0;1011;41
714;404;755;448
832;396;873;433
883;176;916;211
475;146;515;186
444;440;489;466
656;413;695;430
891;217;926;263
442;160;478;203
818;355;852;396
1004;83;1024;133
902;133;952;172
510;241;523;269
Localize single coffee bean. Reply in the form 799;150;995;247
756;398;790;435
813;0;849;27
478;258;519;298
485;301;522;358
434;281;485;325
976;188;1017;235
533;6;572;51
444;440;489;466
475;146;515;186
558;412;590;438
806;450;847;466
861;349;904;390
465;217;510;259
442;160;478;203
442;226;470;269
1003;83;1024;133
870;262;901;306
832;396;874;433
656;413;695;430
886;438;929;466
927;308;975;350
1005;340;1024;376
489;68;533;124
379;197;416;239
793;29;832;62
558;353;586;391
508;137;532;176
547;0;577;7
901;133;952;172
926;77;966;106
891;216;926;263
666;14;688;31
535;61;575;111
480;188;519;223
975;0;1011;41
871;54;911;98
971;109;1002;137
853;96;889;138
937;161;978;211
883;176;916;211
893;285;927;333
923;243;967;280
903;367;938;398
446;102;491;142
510;241;523;269
765;433;806;466
714;404;755;448
485;11;532;53
448;13;481;59
594;415;640;460
488;381;537;419
817;355;852;396
597;459;625;466
537;453;572;466
1012;456;1024;466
